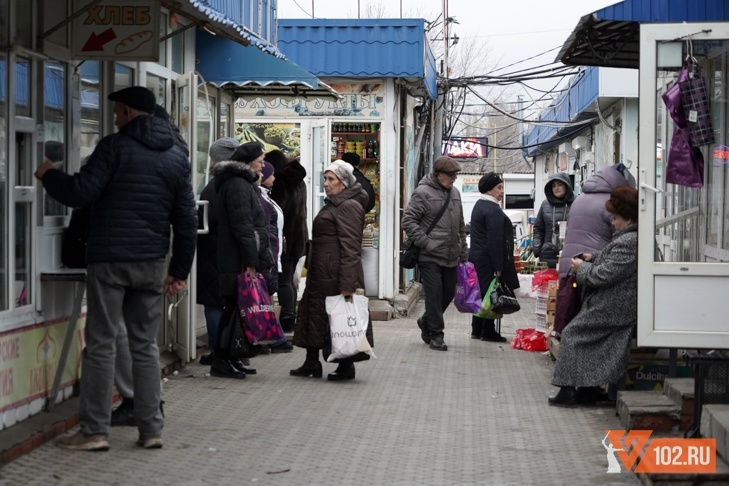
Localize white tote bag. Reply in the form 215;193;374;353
325;294;376;362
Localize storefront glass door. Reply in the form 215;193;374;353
638;23;729;348
310;119;328;216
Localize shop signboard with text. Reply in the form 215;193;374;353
72;0;160;61
235;83;385;118
442;137;489;158
0;318;84;413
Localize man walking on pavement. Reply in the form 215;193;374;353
34;86;197;451
401;156;468;351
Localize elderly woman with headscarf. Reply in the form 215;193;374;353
290;160;372;381
468;172;520;342
548;186;639;407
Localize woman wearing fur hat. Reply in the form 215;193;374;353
468;172;520;342
549;186;638;407
268;151;309;334
290;160;372;381
209;141;272;379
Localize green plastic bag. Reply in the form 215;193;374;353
475;277;504;319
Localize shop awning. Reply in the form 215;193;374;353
195;30;340;99
162;0;284;58
556;0;729;69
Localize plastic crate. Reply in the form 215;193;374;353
535;298;548;314
535;313;547;332
685;351;729;437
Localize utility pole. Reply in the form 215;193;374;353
442;0;449;77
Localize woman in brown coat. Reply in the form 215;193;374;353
290;160;372;381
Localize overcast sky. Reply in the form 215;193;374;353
277;0;619;104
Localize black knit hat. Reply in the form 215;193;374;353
478;172;503;193
232;142;264;163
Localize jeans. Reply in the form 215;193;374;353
418;262;457;340
204;305;223;351
114;320;134;400
80;260;165;437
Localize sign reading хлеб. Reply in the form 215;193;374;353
71;0;160;61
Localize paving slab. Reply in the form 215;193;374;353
0;298;640;485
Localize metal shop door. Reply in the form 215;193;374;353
638;23;729;349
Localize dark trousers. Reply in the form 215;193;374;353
215;297;238;360
277;256;298;331
418;262;457;339
472;315;499;338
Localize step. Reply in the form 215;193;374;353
369;299;393;321
617;390;681;432
663;377;695;431
701;404;729;463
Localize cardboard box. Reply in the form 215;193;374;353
608;360;692;399
546;297;556;311
545;310;555;324
547;280;558;298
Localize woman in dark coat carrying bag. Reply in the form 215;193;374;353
290;160;372;381
468;172;519;342
210;142;271;379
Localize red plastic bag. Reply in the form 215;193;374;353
510;328;548;352
531;268;559;291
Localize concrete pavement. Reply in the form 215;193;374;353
0;298;639;485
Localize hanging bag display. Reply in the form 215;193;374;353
454;262;482;314
475;277;503;320
400;190;451;268
679;59;715;147
490;277;521;315
237;272;284;345
325;294;376;362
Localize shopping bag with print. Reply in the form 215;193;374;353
475;277;503;320
325;294;376;362
454;262;482;314
237;272;284;345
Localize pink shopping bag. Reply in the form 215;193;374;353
237;272;284;345
454;262;482;314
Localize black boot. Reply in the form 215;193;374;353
548;386;577;407
210;357;246;379
481;319;506;342
279;317;295;333
290;348;323;378
471;316;483;339
110;397;136;426
327;362;355;381
230;359;257;374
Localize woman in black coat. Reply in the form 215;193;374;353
268;150;309;333
468;172;519;342
209;142;271;379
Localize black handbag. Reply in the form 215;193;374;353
220;306;262;359
399;239;419;269
400;190;451;269
490;277;521;315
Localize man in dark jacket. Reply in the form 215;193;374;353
35;86;197;451
401;156;469;351
341;152;375;213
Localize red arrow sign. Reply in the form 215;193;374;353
81;28;117;52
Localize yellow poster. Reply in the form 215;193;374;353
0;317;85;412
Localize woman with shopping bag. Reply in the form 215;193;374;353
468;172;520;342
290;160;372;381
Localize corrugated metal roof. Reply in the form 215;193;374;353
278;19;437;99
195;29;339;98
524;67;600;156
557;0;729;68
174;0;284;58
